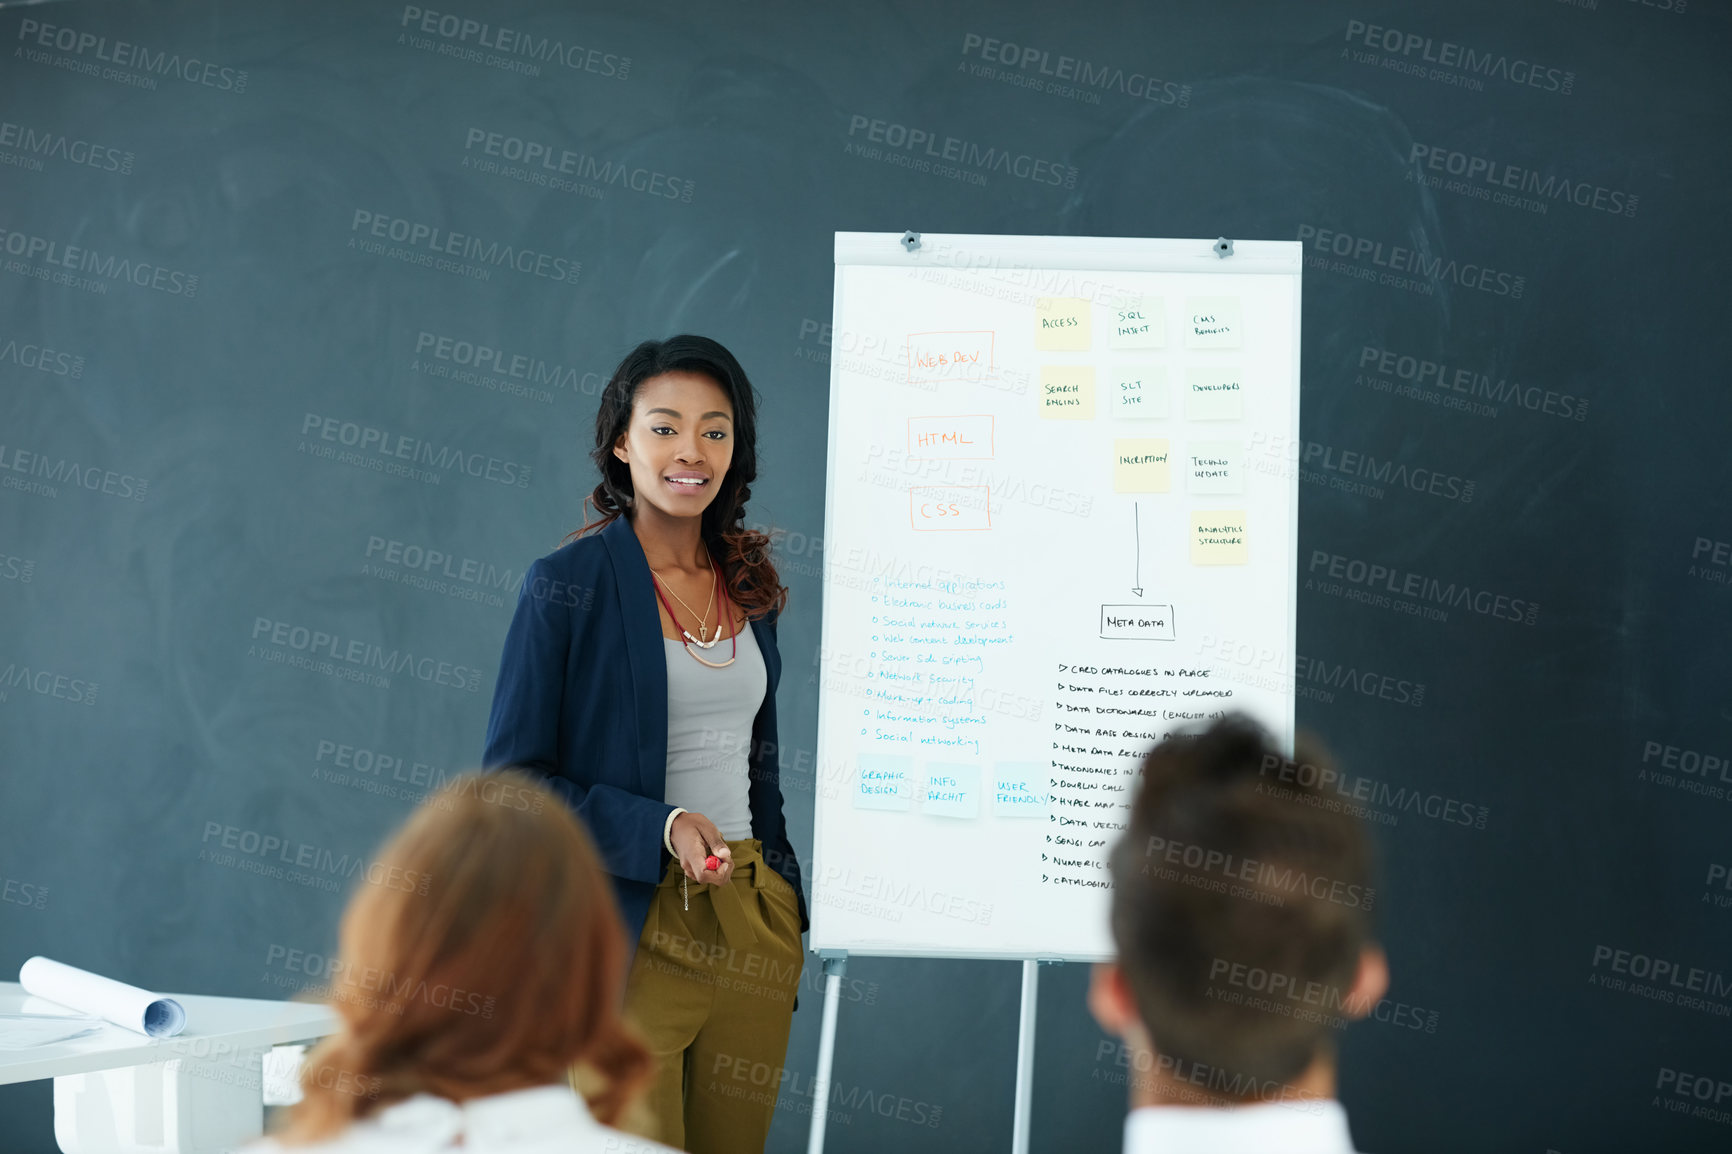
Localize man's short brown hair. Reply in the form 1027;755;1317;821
1107;714;1377;1090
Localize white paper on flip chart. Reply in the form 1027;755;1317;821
18;956;187;1037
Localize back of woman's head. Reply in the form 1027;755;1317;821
275;771;650;1143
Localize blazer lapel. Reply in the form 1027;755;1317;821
750;615;780;694
600;516;668;802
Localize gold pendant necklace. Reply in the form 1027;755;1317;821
649;563;719;645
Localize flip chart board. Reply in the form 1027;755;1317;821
813;233;1301;960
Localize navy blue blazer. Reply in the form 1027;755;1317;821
482;515;809;956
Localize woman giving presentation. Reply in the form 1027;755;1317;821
483;335;808;1154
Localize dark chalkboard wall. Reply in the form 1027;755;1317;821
2;1;1729;1151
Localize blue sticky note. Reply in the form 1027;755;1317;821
921;763;981;819
855;755;913;811
993;762;1047;818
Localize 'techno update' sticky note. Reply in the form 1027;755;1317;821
1040;365;1096;418
1035;297;1092;350
1113;439;1171;492
1191;510;1249;565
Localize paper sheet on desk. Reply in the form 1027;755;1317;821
0;1013;104;1049
18;956;187;1037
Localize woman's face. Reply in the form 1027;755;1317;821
612;370;736;522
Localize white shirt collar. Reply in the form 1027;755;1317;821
1123;1099;1360;1154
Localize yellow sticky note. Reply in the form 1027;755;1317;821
1110;297;1164;348
1113;439;1170;492
1040;365;1095;419
1035;297;1091;350
1191;510;1248;565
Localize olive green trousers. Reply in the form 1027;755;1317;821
612;839;804;1154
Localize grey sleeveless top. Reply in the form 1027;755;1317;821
662;621;765;841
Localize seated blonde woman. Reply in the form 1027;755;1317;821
249;770;676;1153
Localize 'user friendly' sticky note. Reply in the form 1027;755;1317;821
1184;367;1243;420
1035;297;1092;350
1110;297;1163;348
1185;297;1242;348
1191;510;1248;565
993;763;1047;817
1040;365;1095;419
1111;366;1167;419
855;754;913;811
922;763;981;818
1113;439;1171;493
1185;441;1244;494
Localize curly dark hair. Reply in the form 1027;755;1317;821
575;335;786;621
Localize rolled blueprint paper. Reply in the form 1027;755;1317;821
19;956;186;1038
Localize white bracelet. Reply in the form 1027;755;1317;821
663;807;688;856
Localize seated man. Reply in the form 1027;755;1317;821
1089;714;1388;1153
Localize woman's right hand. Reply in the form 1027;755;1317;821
670;811;734;886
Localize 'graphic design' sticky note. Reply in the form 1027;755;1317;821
1111;366;1167;419
1185;441;1244;494
855;755;913;811
993;763;1047;817
1035;297;1091;350
1184;367;1243;420
1191;510;1248;565
1113;439;1171;493
922;763;981;818
1110;297;1164;348
1040;365;1095;419
1185;297;1242;349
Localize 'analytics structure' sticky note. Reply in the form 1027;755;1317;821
1191;510;1248;565
1035;297;1092;350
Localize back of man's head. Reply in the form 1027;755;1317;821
1107;714;1378;1092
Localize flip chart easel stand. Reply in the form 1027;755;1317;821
805;953;1059;1154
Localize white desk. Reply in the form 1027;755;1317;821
1;982;339;1154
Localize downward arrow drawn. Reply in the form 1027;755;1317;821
1132;500;1144;597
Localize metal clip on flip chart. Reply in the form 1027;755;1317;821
901;230;922;253
1214;237;1234;258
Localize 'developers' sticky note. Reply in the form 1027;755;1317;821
1040;365;1095;419
922;763;981;818
1185;441;1244;494
1191;510;1249;565
993;763;1047;817
1184;367;1243;420
1109;297;1164;348
855;754;913;811
1113;439;1171;493
1185;297;1242;348
1111;366;1167;419
1035;297;1092;350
